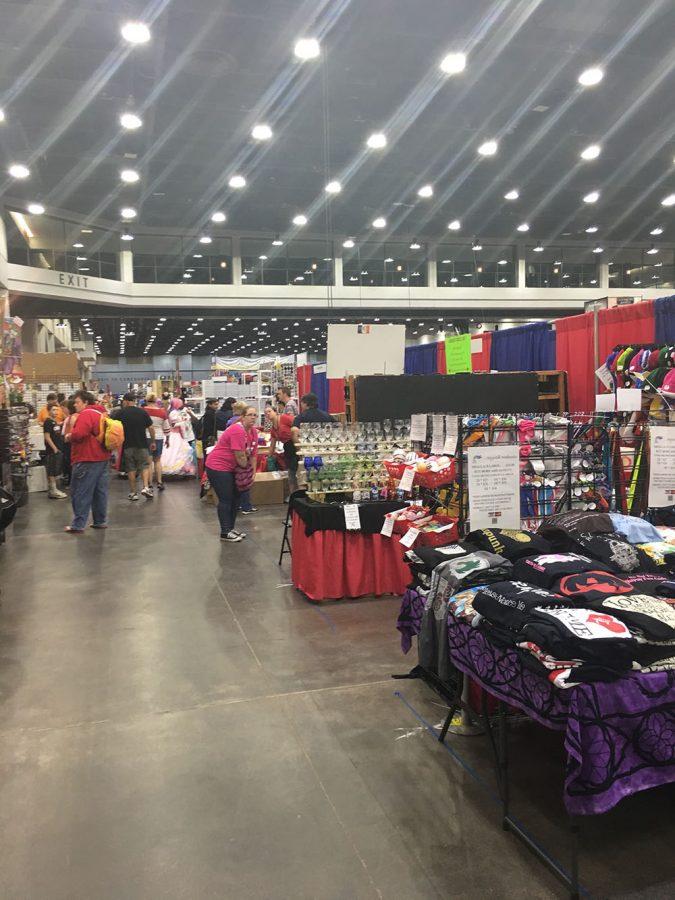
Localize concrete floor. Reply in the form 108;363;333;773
0;479;673;899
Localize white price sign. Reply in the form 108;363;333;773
410;414;427;442
343;504;362;531
398;466;415;492
380;515;395;537
431;414;445;453
443;415;458;455
467;444;520;530
648;427;675;508
399;527;420;548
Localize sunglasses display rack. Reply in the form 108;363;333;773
1;405;31;507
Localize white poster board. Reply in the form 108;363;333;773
326;324;405;378
467;445;521;530
648;427;675;508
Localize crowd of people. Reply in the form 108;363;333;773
35;384;333;543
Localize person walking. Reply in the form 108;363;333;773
64;390;111;533
38;392;65;425
205;406;258;543
111;393;156;500
43;401;67;499
144;393;170;490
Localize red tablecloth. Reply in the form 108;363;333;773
291;512;411;601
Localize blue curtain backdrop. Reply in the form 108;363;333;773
310;370;329;411
490;322;556;372
655;295;675;343
404;343;438;374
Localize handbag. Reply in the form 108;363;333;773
235;464;255;492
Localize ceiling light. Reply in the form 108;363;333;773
585;226;599;233
504;189;519;200
417;184;433;198
294;38;320;60
498;259;508;265
27;203;44;215
259;255;268;260
8;163;29;179
650;226;664;235
372;217;386;228
229;175;246;189
533;243;544;252
0;109;4;123
366;132;387;149
342;238;355;249
578;67;604;86
471;240;483;251
292;214;307;226
592;246;603;253
477;140;498;156
516;222;530;232
580;144;601;161
73;242;84;248
633;280;642;285
211;211;226;223
325;180;342;194
121;229;134;241
121;21;150;44
272;235;284;246
448;219;461;231
646;245;659;254
193;253;203;258
583;190;600;203
450;277;458;283
199;235;212;244
251;123;273;141
120;168;139;183
661;194;675;207
121;206;136;219
385;257;394;263
439;52;466;75
499;278;508;284
410;240;421;250
120;112;142;129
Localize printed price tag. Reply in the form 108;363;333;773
595;393;614;412
343;504;361;531
398;466;415;492
443;415;458;455
595;363;614;392
410;414;427;442
380;515;395;537
399;527;420;548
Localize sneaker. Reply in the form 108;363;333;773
156;482;165;491
240;507;257;514
128;492;139;501
220;531;243;542
233;530;247;539
48;490;68;500
141;487;154;499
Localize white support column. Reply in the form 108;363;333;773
516;244;526;288
427;259;437;288
119;250;134;282
333;254;343;287
231;235;242;285
599;262;609;290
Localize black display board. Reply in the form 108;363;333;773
355;373;539;419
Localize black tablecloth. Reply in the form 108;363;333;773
292;495;405;536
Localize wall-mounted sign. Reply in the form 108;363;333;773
57;272;90;288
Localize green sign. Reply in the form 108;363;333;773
445;334;471;374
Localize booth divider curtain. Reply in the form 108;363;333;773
555;313;595;412
328;379;346;415
597;301;655;361
490;322;556;372
436;340;447;374
404;343;438;374
655;295;675;343
310;370;329;412
471;331;492;372
297;364;313;398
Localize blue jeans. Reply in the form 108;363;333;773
206;467;239;535
239;489;253;511
70;460;110;530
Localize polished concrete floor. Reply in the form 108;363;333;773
0;479;673;899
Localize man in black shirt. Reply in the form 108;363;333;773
43;401;67;499
111;393;156;500
290;393;334;492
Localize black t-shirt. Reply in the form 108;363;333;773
293;408;334;427
513;553;611;589
473;581;573;632
467;528;551;561
43;417;63;454
112;406;153;448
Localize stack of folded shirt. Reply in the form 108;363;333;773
465;527;551;561
513;552;611;589
568;532;642;573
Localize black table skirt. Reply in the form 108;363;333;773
292;495;405;536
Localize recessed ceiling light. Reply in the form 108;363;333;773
259;255;268;260
120;112;142;130
661;194;675;207
199;236;212;244
450;277;458;283
583;190;600;203
342;238;355;249
211;211;226;223
372;217;386;228
366;132;387;149
229;175;246;189
439;52;466;75
325;180;342;194
272;235;284;246
121;21;151;44
8;163;29;179
477;139;498;156
471;240;483;251
533;243;544;252
580;144;601;160
120;206;136;219
294;38;320;60
0;108;4;123
410;240;421;250
498;259;508;265
120;168;139;183
650;226;664;235
592;246;604;253
646;245;659;254
448;219;461;231
121;229;134;241
27;203;44;215
292;214;307;226
504;189;519;200
516;222;530;232
417;184;433;198
73;242;84;248
578;67;604;86
499;278;508;284
585;226;599;233
251;123;273;141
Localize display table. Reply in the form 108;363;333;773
290;496;411;601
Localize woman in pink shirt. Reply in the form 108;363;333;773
205;406;258;542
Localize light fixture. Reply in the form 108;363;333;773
272;235;284;246
259;255;268;260
121;206;136;219
251;123;273;141
8;163;29;179
646;245;659;254
499;278;508;284
211;211;226;223
592;246;604;253
417;184;433;198
580;144;601;160
0;108;4;122
585;226;599;233
498;259;508;265
366;132;387;149
292;214;307;226
199;235;212;244
372;216;386;228
578;67;604;86
120;112;142;130
120;168;139;183
325;180;342;194
504;189;519;200
661;194;675;207
448;219;461;231
410;240;421;250
121;21;151;44
439;52;466;74
477;139;498;156
471;239;483;251
650;226;664;235
121;229;134;241
450;277;459;283
583;190;600;203
516;222;530;232
228;175;246;189
294;38;320;60
27;203;45;215
73;242;84;248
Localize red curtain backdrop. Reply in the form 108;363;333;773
597;301;655;362
470;331;492;372
328;378;346;415
291;513;411;601
297;364;313;397
556;313;596;412
436;340;447;374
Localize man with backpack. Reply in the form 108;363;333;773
111;393;156;500
64;390;114;533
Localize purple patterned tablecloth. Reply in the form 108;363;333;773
447;619;675;816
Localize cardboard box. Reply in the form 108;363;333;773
250;470;288;505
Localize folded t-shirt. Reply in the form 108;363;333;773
571;532;641;573
473;581;572;632
624;573;675;598
556;570;634;603
513;553;609;589
521;607;636;671
609;513;663;544
635;542;675;574
465;528;551;561
538;511;614;550
590;594;675;642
